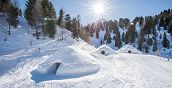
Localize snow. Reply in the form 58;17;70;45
94;44;118;55
118;45;142;54
31;46;99;83
0;16;172;88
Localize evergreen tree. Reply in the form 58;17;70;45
145;45;149;53
119;18;124;29
104;31;111;43
138;16;144;28
71;17;80;39
114;33;122;48
159;16;164;27
96;30;99;39
6;1;20;35
125;24;136;44
122;32;125;42
24;0;37;35
168;20;172;36
57;9;65;28
0;0;10;13
159;33;162;39
153;44;158;52
41;0;57;39
65;14;72;31
79;26;90;43
162;32;170;49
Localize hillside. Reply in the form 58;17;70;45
0;1;172;87
0;20;172;88
89;9;172;59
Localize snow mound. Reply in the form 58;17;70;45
94;44;118;55
118;45;142;54
31;45;99;82
55;46;99;79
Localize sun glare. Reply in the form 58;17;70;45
83;0;113;21
92;3;105;15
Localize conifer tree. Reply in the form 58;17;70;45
125;24;136;44
6;0;20;35
168;20;172;36
153;43;158;52
0;0;10;13
114;33;122;48
58;9;65;28
162;32;170;49
71;17;80;39
65;14;72;31
122;32;125;42
24;0;36;35
41;0;57;39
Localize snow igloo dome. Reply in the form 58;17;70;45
117;45;142;54
94;45;118;55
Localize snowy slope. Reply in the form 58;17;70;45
0;43;172;88
0;16;172;88
0;26;172;88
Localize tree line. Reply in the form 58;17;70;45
1;0;90;43
57;9;90;43
86;9;172;53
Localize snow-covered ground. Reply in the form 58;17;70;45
0;17;172;87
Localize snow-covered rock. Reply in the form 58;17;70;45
94;44;118;55
118;45;142;54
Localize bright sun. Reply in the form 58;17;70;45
92;3;105;15
83;0;113;21
85;0;112;21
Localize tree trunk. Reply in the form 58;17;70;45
9;25;11;35
27;27;29;35
36;28;39;39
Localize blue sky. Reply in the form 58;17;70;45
19;0;172;25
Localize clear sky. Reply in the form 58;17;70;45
19;0;172;25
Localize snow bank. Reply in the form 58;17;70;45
94;44;118;55
118;45;142;54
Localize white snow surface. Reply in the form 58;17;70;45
118;45;142;54
0;18;172;87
